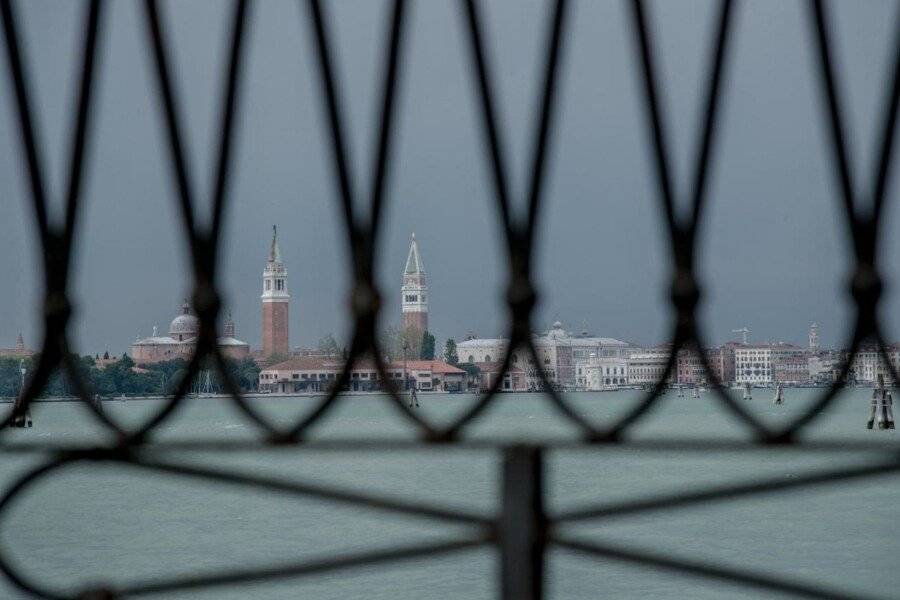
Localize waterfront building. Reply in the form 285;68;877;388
773;355;810;384
456;339;541;390
734;343;806;385
457;338;511;365
708;344;738;386
533;323;634;388
627;346;673;387
475;362;528;392
676;344;738;386
457;323;634;390
131;303;249;364
401;234;428;334
850;344;900;385
258;357;464;393
675;346;704;385
575;355;629;390
808;352;842;384
399;360;465;392
261;226;290;357
0;333;34;359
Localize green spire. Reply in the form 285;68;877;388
269;225;282;263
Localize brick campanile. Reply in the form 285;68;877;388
401;233;428;333
261;225;290;357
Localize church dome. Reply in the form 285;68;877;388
169;301;199;339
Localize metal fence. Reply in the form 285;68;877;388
1;0;899;598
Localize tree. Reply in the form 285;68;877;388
456;362;481;378
263;352;290;368
317;333;343;357
443;338;459;365
236;356;261;391
213;356;262;392
382;325;424;361
168;368;189;394
456;362;481;391
0;358;25;398
380;326;400;362
421;330;436;360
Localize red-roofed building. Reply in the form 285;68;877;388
388;360;466;392
258;357;465;393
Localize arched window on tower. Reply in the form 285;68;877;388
265;280;271;291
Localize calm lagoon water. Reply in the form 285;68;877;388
0;388;897;599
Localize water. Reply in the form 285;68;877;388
0;389;897;599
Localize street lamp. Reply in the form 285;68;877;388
402;341;408;392
402;340;418;408
14;359;32;428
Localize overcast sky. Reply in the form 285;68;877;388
1;0;898;355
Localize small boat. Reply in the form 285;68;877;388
773;384;784;405
691;386;700;399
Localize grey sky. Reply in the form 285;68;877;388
1;0;897;355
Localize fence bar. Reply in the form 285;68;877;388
500;445;545;600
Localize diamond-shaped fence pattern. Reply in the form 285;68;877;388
0;0;898;598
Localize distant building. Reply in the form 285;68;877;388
476;362;528;392
808;351;843;384
675;346;704;385
576;355;629;390
457;323;634;390
131;303;249;364
457;338;509;365
676;344;738;386
261;225;290;357
258;357;464;393
534;323;633;388
773;355;810;384
627;346;673;387
0;333;34;359
707;344;738;386
734;343;806;385
850;344;900;385
401;233;428;334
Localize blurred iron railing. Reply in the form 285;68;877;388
0;0;899;598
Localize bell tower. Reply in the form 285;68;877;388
261;225;289;357
401;233;428;333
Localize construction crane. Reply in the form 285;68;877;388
732;327;750;345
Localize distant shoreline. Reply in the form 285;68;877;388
0;392;340;403
0;383;868;404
